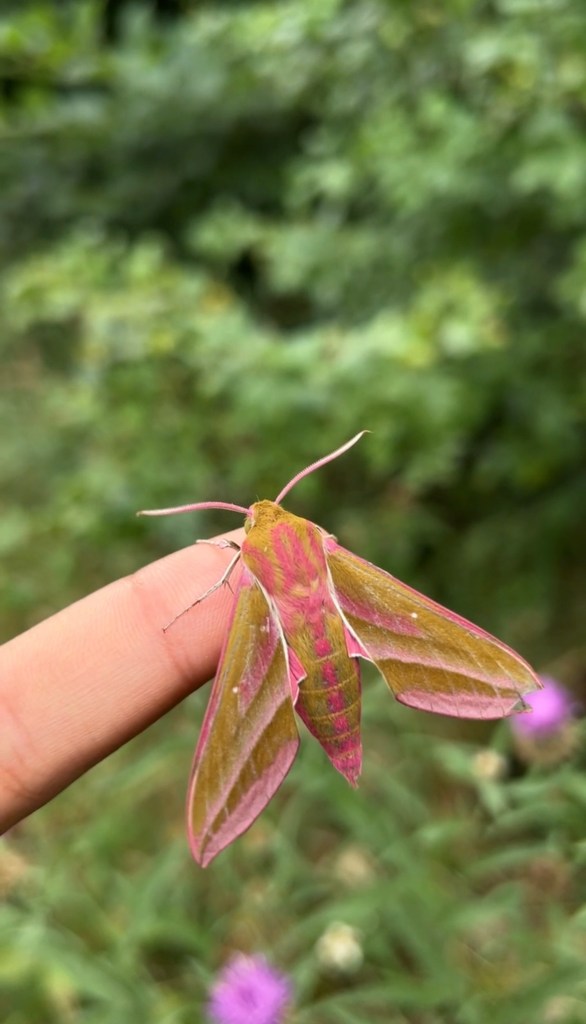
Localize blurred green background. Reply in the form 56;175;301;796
1;1;585;1021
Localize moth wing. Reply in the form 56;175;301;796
188;566;299;867
325;539;541;719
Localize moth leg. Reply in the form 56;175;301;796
196;538;241;551
163;549;242;631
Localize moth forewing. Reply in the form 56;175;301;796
187;568;299;867
324;539;540;719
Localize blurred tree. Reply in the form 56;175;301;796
0;0;584;664
102;0;186;43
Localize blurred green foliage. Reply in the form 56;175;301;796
1;1;585;1021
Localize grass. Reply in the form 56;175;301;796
2;674;585;1023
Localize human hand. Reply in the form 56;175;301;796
0;528;244;832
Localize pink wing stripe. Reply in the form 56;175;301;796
396;689;521;718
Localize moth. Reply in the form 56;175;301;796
140;433;541;866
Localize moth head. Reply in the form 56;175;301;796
245;500;289;534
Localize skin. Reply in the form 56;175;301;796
0;527;244;833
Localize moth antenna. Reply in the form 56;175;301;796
138;501;249;518
275;431;369;505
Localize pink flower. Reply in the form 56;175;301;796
512;676;574;737
207;954;293;1024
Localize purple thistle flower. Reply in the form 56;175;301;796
207;954;293;1024
511;676;579;765
512;676;574;737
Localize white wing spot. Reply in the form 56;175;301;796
411;612;418;619
232;686;239;694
